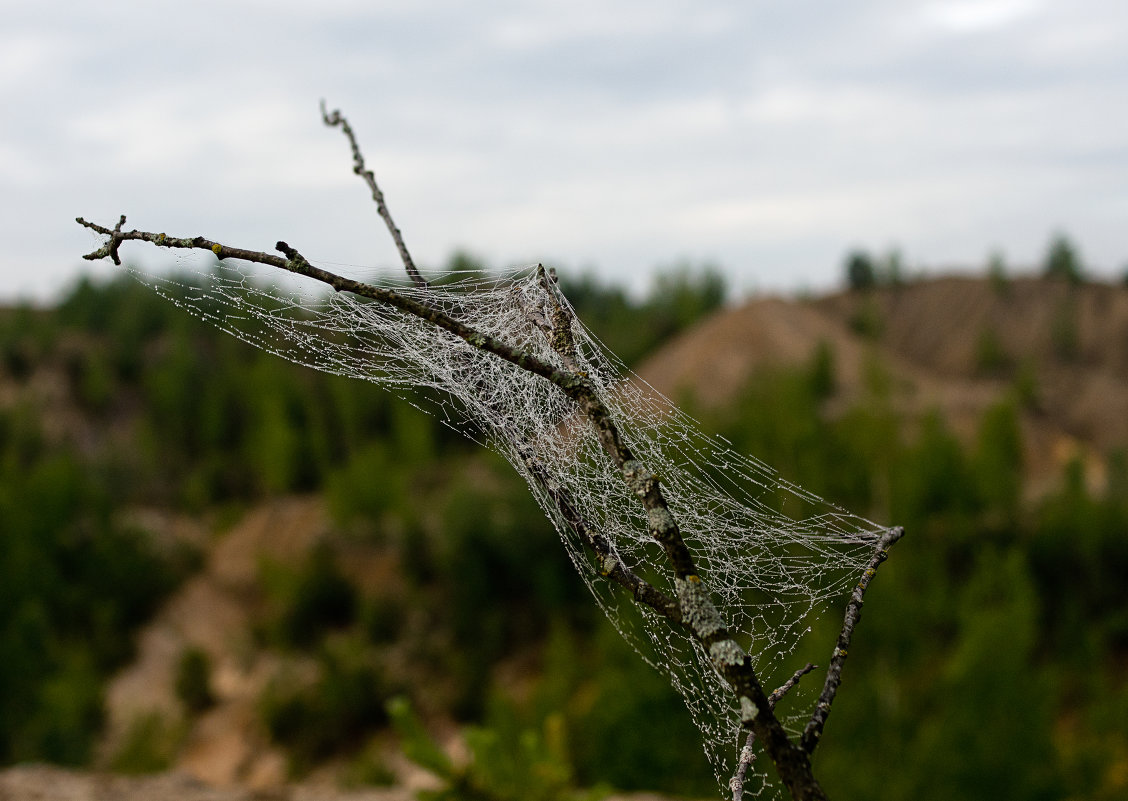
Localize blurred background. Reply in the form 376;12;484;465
2;2;1127;800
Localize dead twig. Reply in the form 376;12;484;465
731;662;818;801
802;525;904;754
320;100;427;289
76;102;907;801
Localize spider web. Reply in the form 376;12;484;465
136;258;892;798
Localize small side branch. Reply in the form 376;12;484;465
731;662;818;801
771;662;820;707
79;211;834;799
801;526;904;754
320;100;428;289
76;217;582;393
80;214;128;264
78;213;829;799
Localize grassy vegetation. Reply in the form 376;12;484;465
1;266;1126;798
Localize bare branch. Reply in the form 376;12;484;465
79;214;128;264
520;269;828;795
78;218;289;268
76;103;908;800
771;662;820;706
313;122;671;625
320;100;428;289
731;662;818;801
77;217;582;389
79;212;828;798
78;214;684;628
513;275;681;623
801;525;904;754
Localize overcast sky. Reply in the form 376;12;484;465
3;0;1126;302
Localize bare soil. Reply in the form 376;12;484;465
637;276;1128;497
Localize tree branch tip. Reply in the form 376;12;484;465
77;106;847;798
76;215;108;234
320;99;342;127
275;241;300;261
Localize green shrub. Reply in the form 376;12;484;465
260;639;390;770
109;712;179;774
845;250;877;291
711;363;872;513
559;625;715;796
262;543;358;650
849;299;884;339
0;423;191;764
647;262;727;337
898;550;1062;801
1030;457;1128;652
1050;298;1080;362
11;654;104;765
1011;360;1042;411
987;251;1010;295
1;338;34;380
808;340;837;400
889;412;981;531
974;327;1012;376
388;696;605;801
175;646;215;714
1043;233;1084;285
973;401;1023;524
327;443;406;532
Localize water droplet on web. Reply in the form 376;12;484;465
130;259;893;797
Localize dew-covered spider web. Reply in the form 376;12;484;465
134;257;893;798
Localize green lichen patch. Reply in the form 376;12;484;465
676;574;724;639
739;696;758;723
708;639;746;671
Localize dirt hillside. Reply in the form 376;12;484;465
4;274;1126;800
636;276;1128;496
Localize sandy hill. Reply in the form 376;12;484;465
636;275;1128;496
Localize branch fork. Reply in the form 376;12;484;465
77;102;905;801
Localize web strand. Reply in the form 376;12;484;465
136;259;892;797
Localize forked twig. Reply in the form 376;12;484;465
76;103;906;801
74;214;821;798
731;662;818;801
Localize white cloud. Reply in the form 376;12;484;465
3;0;1128;303
0;141;48;186
918;0;1041;33
0;33;71;94
486;0;732;50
